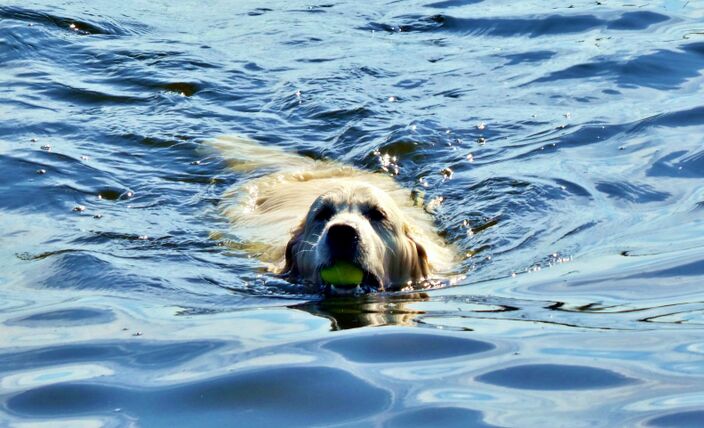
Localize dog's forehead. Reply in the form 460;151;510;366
318;183;388;206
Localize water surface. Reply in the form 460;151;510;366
1;0;704;426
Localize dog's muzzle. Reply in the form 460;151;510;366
321;223;384;296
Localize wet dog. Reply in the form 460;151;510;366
210;136;454;295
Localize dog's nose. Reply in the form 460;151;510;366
326;224;359;260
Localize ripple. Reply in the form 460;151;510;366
322;332;494;363
5;308;115;327
6;366;391;426
649;147;704;179
425;0;484;8
1;364;114;393
385;407;496;428
0;152;108;213
360;11;668;37
0;341;226;372
630;258;704;279
42;82;150;105
606;11;670;30
595;181;670;204
38;252;166;291
646;410;704;427
476;364;636;390
0;6;142;35
498;50;556;66
529;42;704;90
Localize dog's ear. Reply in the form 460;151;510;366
406;230;431;281
282;223;304;276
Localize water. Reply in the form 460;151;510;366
1;0;703;426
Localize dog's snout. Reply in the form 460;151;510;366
326;224;359;259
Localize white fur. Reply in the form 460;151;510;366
209;135;455;291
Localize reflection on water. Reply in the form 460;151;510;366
2;0;704;425
293;293;430;330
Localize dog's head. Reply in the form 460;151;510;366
283;182;430;294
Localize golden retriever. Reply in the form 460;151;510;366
209;136;455;295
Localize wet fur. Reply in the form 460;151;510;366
283;182;433;288
209;135;454;291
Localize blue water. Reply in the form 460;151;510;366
1;0;703;426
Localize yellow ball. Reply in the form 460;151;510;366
320;261;364;286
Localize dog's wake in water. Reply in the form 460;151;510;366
209;135;457;295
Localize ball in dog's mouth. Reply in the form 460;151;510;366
321;261;363;285
320;261;383;296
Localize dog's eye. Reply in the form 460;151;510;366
364;207;386;222
314;205;335;222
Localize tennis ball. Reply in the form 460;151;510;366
320;261;364;286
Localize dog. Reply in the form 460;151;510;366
209;136;455;295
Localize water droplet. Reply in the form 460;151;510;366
426;196;444;212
